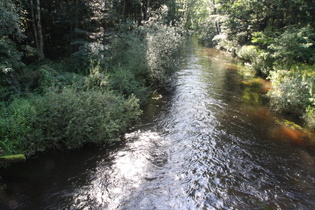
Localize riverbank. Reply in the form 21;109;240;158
236;62;315;148
235;45;315;129
202;45;315;149
194;0;315;131
0;19;186;161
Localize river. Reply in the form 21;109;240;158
1;43;315;209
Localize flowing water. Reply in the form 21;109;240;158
1;44;315;209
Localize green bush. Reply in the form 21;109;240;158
36;65;60;92
236;45;274;76
70;42;110;75
197;20;218;47
109;32;148;78
83;58;150;103
109;15;184;86
269;26;315;65
249;26;315;75
0;36;24;100
0;88;142;156
109;67;150;102
0;68;23;101
268;65;315;118
0;99;35;155
236;45;258;62
251;27;280;48
144;21;183;84
0;0;22;38
21;62;85;94
250;50;274;76
0;37;23;71
84;60;109;90
213;33;239;53
305;106;315;129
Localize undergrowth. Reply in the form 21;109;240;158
0;6;185;157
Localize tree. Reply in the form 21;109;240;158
0;0;24;70
0;0;22;38
29;0;44;59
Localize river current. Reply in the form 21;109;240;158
1;44;315;209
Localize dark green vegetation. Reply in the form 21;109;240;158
193;0;315;129
1;0;315;159
0;0;185;157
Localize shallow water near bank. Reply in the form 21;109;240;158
1;44;315;209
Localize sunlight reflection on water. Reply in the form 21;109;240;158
1;44;315;210
70;46;315;209
72;131;167;209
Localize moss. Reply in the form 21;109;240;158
275;119;303;131
0;154;26;164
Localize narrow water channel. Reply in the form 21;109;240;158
1;44;315;209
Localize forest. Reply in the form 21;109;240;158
1;0;315;159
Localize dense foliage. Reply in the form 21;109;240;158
2;0;315;157
191;0;315;128
0;88;141;156
0;0;186;157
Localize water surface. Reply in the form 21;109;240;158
1;44;315;209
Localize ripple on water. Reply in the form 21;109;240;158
2;44;315;210
56;46;315;209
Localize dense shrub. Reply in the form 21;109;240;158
109;31;148;77
104;11;184;101
108;30;150;100
305;106;315;129
236;45;274;76
213;33;239;53
269;26;315;65
0;36;25;100
197;20;217;47
0;0;22;38
0;99;34;155
268;65;315;126
70;42;110;75
144;21;183;84
19;62;85;94
0;5;186;158
109;67;150;102
109;8;184;86
0;0;25;101
250;51;274;76
236;45;258;62
0;37;24;71
0;88;142;156
0;68;23;101
250;26;315;71
84;60;109;90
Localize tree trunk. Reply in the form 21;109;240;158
143;0;150;21
30;0;39;53
36;0;44;59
